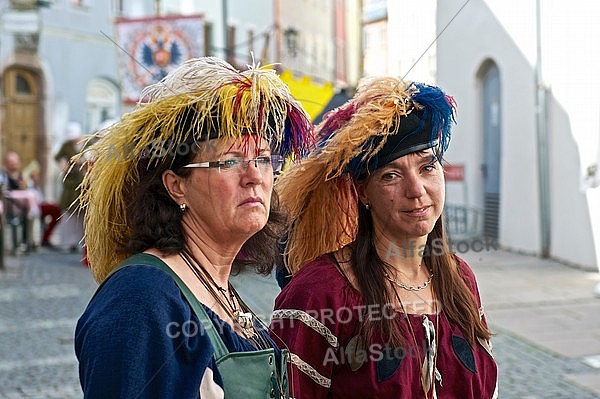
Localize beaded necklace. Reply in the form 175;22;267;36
384;269;434;291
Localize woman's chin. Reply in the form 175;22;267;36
238;218;268;238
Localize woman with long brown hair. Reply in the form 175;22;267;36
270;77;498;398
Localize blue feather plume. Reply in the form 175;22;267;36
410;82;456;157
347;82;456;178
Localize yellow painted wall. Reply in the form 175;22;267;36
280;70;335;121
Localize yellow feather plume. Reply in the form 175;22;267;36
77;57;313;282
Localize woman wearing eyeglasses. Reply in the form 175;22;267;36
74;57;314;399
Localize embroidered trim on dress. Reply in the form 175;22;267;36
290;353;332;388
272;309;339;348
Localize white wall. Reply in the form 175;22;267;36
543;0;600;268
436;0;541;255
437;0;600;269
279;0;335;82
387;0;436;83
363;19;387;76
343;0;362;87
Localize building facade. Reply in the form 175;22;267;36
436;0;600;270
0;0;121;198
0;0;363;196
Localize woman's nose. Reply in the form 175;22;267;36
404;174;426;198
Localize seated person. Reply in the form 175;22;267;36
1;151;31;252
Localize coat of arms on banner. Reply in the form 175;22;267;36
116;15;204;104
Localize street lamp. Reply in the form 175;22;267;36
283;27;298;58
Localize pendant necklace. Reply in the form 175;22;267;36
390;280;441;398
214;282;254;331
179;248;257;339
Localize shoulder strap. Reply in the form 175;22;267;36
117;253;229;358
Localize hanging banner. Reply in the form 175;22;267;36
115;14;204;104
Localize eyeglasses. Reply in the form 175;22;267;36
182;154;284;174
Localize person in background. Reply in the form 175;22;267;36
74;57;314;398
270;77;498;398
1;151;27;190
1;151;31;252
55;122;85;252
21;160;62;249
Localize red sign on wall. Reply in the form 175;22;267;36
444;165;464;181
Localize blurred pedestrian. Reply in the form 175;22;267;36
1;151;37;252
270;77;498;398
1;151;27;190
55;122;85;252
22;160;62;249
74;57;314;398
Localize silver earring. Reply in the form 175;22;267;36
365;203;371;210
180;203;187;213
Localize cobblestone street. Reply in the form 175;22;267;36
1;249;599;398
492;330;600;399
0;250;96;399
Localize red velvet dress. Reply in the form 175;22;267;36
270;254;498;399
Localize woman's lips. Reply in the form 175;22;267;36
404;206;430;216
240;197;264;206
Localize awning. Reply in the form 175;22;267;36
280;70;350;123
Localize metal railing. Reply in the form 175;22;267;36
444;204;482;241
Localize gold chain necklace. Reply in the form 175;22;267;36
384;270;434;291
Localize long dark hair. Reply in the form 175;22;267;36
351;202;491;348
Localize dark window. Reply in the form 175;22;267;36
15;74;31;94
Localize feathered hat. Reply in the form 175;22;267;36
78;57;314;282
276;77;456;273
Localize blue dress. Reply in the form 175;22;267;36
75;260;274;398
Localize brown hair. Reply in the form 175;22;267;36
121;119;286;275
351;202;491;348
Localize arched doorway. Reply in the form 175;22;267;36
85;77;120;133
1;67;46;184
479;61;501;239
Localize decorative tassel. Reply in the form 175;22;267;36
421;315;437;393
